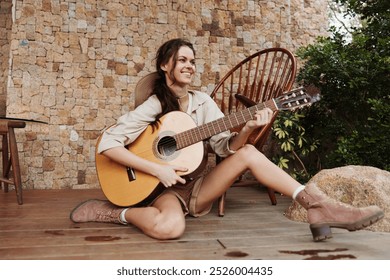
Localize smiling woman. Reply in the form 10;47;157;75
69;38;384;242
152;39;198;120
160;46;195;113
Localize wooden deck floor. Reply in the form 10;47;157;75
1;186;390;260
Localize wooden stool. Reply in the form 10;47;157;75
0;119;26;205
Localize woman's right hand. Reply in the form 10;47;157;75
153;164;188;187
103;147;188;187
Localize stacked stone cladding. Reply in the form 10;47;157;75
1;0;328;190
0;0;13;116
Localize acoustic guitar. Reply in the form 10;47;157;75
96;86;320;206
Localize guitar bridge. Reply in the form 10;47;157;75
127;167;136;181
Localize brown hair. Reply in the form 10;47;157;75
151;38;196;122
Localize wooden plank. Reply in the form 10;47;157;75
1;188;390;260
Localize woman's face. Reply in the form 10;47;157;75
161;46;196;87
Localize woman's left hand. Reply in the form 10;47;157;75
228;108;274;152
245;108;274;130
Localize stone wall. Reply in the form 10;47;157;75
0;0;13;117
3;0;329;190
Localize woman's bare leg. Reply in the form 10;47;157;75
194;144;383;242
196;144;301;212
124;193;186;240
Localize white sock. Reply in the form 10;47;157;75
119;208;129;225
292;185;306;200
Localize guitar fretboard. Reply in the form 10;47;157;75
175;99;277;149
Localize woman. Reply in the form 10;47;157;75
70;38;383;242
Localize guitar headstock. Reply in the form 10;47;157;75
274;85;321;111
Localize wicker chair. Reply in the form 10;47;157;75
209;47;297;216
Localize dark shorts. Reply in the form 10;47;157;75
152;176;213;217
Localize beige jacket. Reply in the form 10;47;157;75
98;90;237;157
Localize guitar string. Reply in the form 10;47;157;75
121;94;309;159
157;105;257;149
123;98;286;157
129;106;259;157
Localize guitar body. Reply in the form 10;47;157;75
95;111;205;207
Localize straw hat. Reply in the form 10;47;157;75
134;72;160;108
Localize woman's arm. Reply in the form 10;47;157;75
97;96;187;187
228;107;274;151
102;146;188;187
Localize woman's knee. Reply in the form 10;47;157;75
236;144;263;157
147;212;186;240
235;144;267;164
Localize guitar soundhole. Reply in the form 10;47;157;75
157;136;177;157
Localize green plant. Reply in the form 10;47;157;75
332;97;390;169
271;111;319;181
293;0;389;172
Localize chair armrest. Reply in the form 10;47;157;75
234;94;256;107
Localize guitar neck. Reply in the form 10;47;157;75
175;99;277;149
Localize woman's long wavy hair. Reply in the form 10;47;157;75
151;38;195;123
